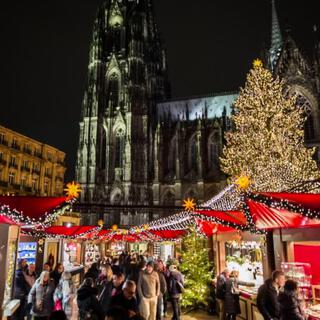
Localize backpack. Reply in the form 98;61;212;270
169;275;184;294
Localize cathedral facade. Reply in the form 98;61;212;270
76;0;320;226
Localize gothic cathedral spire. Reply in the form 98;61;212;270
75;0;169;225
269;0;283;71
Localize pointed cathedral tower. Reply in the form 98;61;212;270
76;0;169;225
269;0;283;71
267;0;320;152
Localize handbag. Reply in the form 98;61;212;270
54;299;63;311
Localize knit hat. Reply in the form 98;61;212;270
169;264;177;272
147;261;155;268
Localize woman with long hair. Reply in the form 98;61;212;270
50;263;64;287
53;271;76;318
28;271;55;320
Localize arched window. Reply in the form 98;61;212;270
162;191;175;206
189;135;198;172
296;94;315;141
168;138;176;172
208;132;220;167
115;128;125;168
108;73;119;110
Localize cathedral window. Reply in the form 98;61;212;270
189;135;198;172
115;128;125;168
208;132;220;167
168;138;176;172
108;73;120;110
296;93;315;141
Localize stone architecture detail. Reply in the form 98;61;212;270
0;125;66;196
76;0;320;226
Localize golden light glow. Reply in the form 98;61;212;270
112;224;118;231
98;219;104;227
183;198;196;211
64;181;81;199
253;58;263;68
235;176;251;190
220;62;319;192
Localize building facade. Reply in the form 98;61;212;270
0;125;66;196
76;0;320;226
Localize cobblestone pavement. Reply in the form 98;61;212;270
180;310;218;319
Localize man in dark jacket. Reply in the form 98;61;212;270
256;270;285;320
77;277;104;320
216;268;229;320
110;280;139;319
13;259;28;320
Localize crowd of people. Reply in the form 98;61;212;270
12;251;185;320
216;268;306;320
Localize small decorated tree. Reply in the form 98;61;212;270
220;59;319;192
179;229;213;310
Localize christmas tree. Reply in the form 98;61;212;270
220;59;319;192
179;229;213;309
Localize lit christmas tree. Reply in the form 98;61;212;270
180;229;213;309
221;59;319;192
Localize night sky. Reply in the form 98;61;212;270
0;0;318;181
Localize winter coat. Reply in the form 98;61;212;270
224;278;241;315
216;273;227;300
77;285;104;320
257;279;280;320
278;290;305;320
168;270;184;298
50;270;62;287
84;264;99;281
27;279;55;317
13;269;29;300
158;271;167;295
54;279;76;318
98;279;113;315
24;270;37;293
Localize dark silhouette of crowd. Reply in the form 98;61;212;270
216;268;306;320
12;251;184;320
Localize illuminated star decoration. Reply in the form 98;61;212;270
183;198;196;212
253;58;263;68
235;175;251;190
64;181;81;199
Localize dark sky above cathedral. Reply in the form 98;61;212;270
0;0;319;181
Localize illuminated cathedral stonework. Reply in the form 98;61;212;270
76;0;320;226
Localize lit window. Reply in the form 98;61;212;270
8;172;15;184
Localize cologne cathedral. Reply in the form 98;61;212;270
76;0;320;226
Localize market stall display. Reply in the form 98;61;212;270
84;243;101;266
281;262;313;306
18;242;37;264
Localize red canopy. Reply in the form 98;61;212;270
0;196;69;225
32;226;101;238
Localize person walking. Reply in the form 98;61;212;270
97;264;113;315
27;271;55;320
110;280;140;319
13;259;29;320
257;270;285;320
137;261;160;320
216;268;230;320
77;277;104;320
155;262;167;320
278;279;305;320
53;271;76;319
224;270;255;320
167;264;184;320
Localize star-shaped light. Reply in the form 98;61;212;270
183;198;196;211
235;175;251;190
253;58;263;68
64;181;81;199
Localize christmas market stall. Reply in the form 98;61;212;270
0;195;72;318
